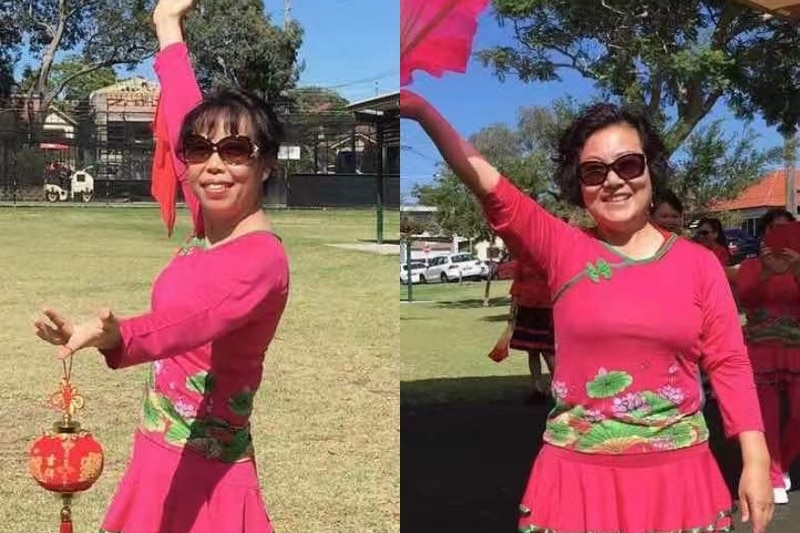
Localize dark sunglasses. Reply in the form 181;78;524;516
578;153;647;187
178;134;259;165
695;230;712;236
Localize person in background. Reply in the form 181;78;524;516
650;189;684;234
728;219;800;504
757;208;795;239
695;217;731;267
508;259;556;404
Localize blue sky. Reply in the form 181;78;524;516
400;10;786;201
15;0;399;104
272;0;399;102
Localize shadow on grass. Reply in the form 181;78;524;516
359;238;401;245
434;297;510;310
481;313;511;323
401;375;800;532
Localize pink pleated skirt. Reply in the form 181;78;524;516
100;431;273;533
518;443;734;533
748;342;800;386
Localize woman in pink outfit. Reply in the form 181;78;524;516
33;1;288;531
695;217;732;267
401;89;773;532
509;260;555;403
729;212;800;506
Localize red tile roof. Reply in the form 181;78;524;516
711;169;796;211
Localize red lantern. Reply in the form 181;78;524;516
28;362;104;533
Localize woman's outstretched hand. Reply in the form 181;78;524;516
153;0;196;23
34;308;74;347
153;0;196;49
35;308;122;359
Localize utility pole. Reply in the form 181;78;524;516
284;0;291;30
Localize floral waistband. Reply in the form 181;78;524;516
141;387;254;463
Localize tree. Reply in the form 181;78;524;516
670;119;781;217
283;87;352;174
184;0;303;105
479;0;800;154
18;56;118;110
287;86;350;113
0;0;23;97
413;99;581;241
14;0;304;138
726;23;800;214
19;0;155;130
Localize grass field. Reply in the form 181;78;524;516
400;280;536;403
0;206;399;532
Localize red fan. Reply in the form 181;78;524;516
764;221;800;254
401;0;491;86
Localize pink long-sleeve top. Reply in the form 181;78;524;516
481;177;763;454
736;258;800;346
100;43;290;462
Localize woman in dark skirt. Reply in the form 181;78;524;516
510;260;555;404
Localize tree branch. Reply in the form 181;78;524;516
36;0;68;95
549;44;595;78
30;16;55;39
647;73;663;117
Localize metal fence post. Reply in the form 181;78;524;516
404;236;413;303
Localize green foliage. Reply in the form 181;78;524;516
480;0;800;153
20;0;154;97
413;99;582;240
0;0;21;97
671;119;781;217
185;0;304;104
287;86;350;113
18;57;118;110
14;146;47;187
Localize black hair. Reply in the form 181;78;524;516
651;189;683;215
758;208;796;237
179;89;284;164
555;103;671;207
697;217;727;248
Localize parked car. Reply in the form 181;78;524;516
425;253;488;283
724;228;760;264
400;261;428;284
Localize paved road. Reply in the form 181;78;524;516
402;377;799;532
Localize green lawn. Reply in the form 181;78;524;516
0;207;399;533
401;280;538;404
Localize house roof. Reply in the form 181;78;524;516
346;91;399;113
90;77;159;97
710;169;795;211
738;0;800;20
